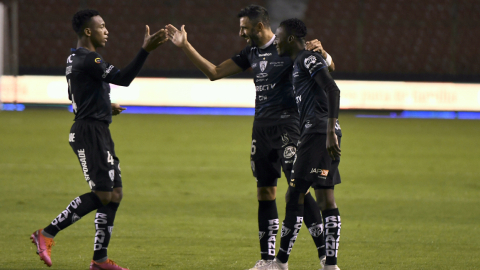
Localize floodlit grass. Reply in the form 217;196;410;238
1;109;479;269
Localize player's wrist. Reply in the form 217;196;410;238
324;53;332;66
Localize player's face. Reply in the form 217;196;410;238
239;16;259;46
274;26;289;56
87;15;109;48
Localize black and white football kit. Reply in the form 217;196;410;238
232;36;300;187
66;47;149;191
290;50;342;188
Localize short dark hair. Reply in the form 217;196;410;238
72;9;100;36
238;5;270;28
279;18;307;40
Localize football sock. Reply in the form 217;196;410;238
93;202;119;261
276;193;304;263
43;192;103;237
323;208;341;266
303;193;326;258
258;200;279;260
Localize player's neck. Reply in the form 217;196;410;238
290;44;305;61
256;30;274;48
77;38;96;52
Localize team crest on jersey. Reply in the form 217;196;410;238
95;58;102;64
260;61;268;72
284;146;296;159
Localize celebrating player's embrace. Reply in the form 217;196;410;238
167;5;343;270
30;9;167;270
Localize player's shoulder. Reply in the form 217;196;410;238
298;50;325;70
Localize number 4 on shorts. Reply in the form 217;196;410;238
107;151;114;165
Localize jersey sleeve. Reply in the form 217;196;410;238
83;52;120;82
302;51;328;77
231;46;251;71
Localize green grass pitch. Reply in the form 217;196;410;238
1;109;480;269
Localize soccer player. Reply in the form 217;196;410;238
165;5;335;270
30;9;168;270
256;18;343;270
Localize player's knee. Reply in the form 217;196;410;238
257;186;276;201
112;188;123;203
93;191;112;205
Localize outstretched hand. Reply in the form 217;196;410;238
142;25;168;52
165;24;187;48
306;39;327;59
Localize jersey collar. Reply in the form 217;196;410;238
259;35;275;49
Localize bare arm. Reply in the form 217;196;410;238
166;24;243;81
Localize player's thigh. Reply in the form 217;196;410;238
69;121;120;192
292;133;340;188
250;125;281;187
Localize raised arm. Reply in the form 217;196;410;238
166;24;243;81
306;39;335;72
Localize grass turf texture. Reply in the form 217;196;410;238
1;109;479;270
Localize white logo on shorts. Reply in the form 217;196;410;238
284;146;296;159
108;169;115;181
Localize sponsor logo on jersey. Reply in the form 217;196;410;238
270;61;284;67
256;73;268;78
260;60;268;72
95;57;102;64
310;168;329;177
259;53;272;57
255;83;276;92
304;55;318;69
102;65;114;78
251;63;258;68
305;120;312;128
284;146;296;159
258;95;268;101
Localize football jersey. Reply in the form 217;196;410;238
66;47;120;123
231;36;299;126
292;50;342;136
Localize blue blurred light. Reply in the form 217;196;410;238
356;111;480;120
1;103;26;111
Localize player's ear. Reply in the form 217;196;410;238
256;21;264;31
84;27;91;37
288;35;295;43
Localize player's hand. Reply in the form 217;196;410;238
306;39;327;59
111;103;126;116
326;132;341;160
165;24;187;48
142;25;168;52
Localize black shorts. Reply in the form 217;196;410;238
250;122;300;187
69;119;122;192
291;133;341;189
